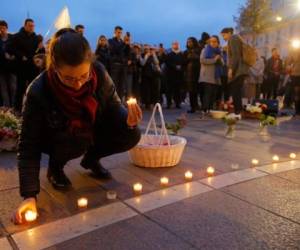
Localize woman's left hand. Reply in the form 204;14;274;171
127;103;142;127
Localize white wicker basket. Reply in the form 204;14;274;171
129;103;187;168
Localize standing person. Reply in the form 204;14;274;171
286;47;300;115
217;45;230;104
165;41;184;109
198;32;211;107
199;35;223;114
108;26;130;101
75;24;85;36
95;35;110;72
157;43;167;104
264;48;283;99
9;19;39;112
11;28;142;225
139;45;161;109
183;37;200;113
131;44;142;101
0;20;17;108
245;51;265;102
221;27;249;115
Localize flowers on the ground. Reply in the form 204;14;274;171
0;108;21;141
245;103;267;114
222;113;241;126
166;114;187;135
259;114;277;127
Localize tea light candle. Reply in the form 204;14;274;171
77;197;88;208
207;166;215;176
106;190;117;200
185;171;193;181
127;98;137;106
133;183;143;194
272;155;279;162
160;177;169;186
251;159;259;166
25;210;37;222
290;153;296;159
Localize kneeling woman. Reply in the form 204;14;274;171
12;28;142;224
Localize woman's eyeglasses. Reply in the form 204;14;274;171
56;69;91;85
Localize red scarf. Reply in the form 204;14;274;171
47;67;98;137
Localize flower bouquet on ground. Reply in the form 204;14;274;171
165;114;187;135
0;108;21;151
243;103;266;119
222;113;241;139
259;114;277;137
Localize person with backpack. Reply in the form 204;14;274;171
221;27;250;115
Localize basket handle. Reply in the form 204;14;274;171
144;103;170;146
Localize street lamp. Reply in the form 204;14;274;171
298;0;300;10
292;39;300;49
276;16;283;22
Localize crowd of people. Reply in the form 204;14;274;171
1;18;300;116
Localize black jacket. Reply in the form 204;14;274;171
165;51;185;79
183;48;200;85
108;37;130;65
18;62;121;198
0;34;17;73
8;27;39;61
95;46;111;72
265;56;283;77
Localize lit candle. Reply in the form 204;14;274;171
127;98;137;106
77;197;88;208
207;166;215;176
25;210;37;222
272;155;279;162
251;159;259;166
133;183;143;194
106;190;117;200
185;171;193;181
290;153;296;159
160;177;169;186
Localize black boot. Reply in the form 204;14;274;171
47;163;72;190
80;158;112;180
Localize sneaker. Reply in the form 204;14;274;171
47;167;72;190
81;159;112;180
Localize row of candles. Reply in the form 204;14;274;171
24;150;297;222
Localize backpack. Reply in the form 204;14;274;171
239;36;257;67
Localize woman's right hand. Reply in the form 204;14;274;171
12;198;37;225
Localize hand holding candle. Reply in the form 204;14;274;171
12;197;38;225
127;97;142;127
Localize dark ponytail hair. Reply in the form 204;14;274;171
47;28;93;70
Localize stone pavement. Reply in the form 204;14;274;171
0;108;300;249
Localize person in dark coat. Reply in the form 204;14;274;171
8;18;39;112
198;32;210;108
108;26;130;101
95;35;110;72
263;48;283;99
139;45;161;109
0;20;17;107
165;41;184;109
221;27;249;115
12;29;142;225
183;37;200;113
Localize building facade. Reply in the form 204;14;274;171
242;0;300;59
